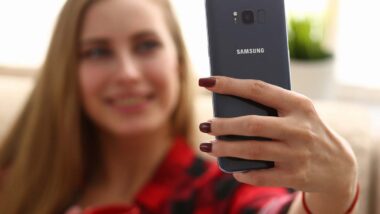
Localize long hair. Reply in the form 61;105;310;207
0;0;195;213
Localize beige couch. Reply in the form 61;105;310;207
1;72;379;213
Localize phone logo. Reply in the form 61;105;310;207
236;48;265;55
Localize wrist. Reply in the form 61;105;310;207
302;182;360;214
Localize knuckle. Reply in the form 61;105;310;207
303;129;319;145
211;119;222;133
213;118;227;134
215;76;227;92
297;95;317;116
253;80;267;89
245;117;263;135
224;76;236;90
249;80;267;93
220;78;228;89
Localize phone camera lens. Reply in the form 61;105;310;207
242;10;254;24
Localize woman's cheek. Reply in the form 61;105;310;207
78;65;109;117
148;56;180;110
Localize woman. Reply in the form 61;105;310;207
0;0;359;213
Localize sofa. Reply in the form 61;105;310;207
0;71;379;214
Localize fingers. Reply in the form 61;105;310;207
201;140;290;162
233;168;293;188
200;115;294;140
199;76;308;114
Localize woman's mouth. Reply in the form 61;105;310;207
114;97;145;106
106;94;155;114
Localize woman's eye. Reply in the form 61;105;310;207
135;40;161;54
81;47;112;59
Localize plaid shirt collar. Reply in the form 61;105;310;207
134;137;196;211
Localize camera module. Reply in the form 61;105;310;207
241;10;254;24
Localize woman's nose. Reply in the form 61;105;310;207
114;53;142;82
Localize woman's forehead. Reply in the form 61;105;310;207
80;0;167;41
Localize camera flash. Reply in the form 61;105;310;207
233;12;238;24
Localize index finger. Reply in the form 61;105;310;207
200;76;300;113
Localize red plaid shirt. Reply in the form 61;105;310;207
72;137;296;214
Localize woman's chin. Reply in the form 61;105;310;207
107;121;163;138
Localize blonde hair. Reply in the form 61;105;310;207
0;0;195;213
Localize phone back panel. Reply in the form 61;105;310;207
205;0;291;172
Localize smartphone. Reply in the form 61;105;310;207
205;0;291;173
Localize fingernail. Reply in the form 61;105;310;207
199;122;211;133
199;77;216;87
200;143;212;153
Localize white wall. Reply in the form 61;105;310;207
170;0;209;78
336;0;380;88
0;0;65;68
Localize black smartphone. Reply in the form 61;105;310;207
205;0;291;173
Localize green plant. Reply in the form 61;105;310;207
288;18;332;60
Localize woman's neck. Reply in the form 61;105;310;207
79;125;174;207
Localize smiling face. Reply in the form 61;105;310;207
79;0;180;138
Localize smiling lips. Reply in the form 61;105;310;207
114;97;145;106
106;93;155;114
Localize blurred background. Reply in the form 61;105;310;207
0;0;379;213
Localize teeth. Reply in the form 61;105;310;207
114;97;144;106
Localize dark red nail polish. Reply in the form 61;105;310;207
199;122;211;133
199;77;216;87
200;143;212;153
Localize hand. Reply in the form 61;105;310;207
65;206;82;214
198;76;358;212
